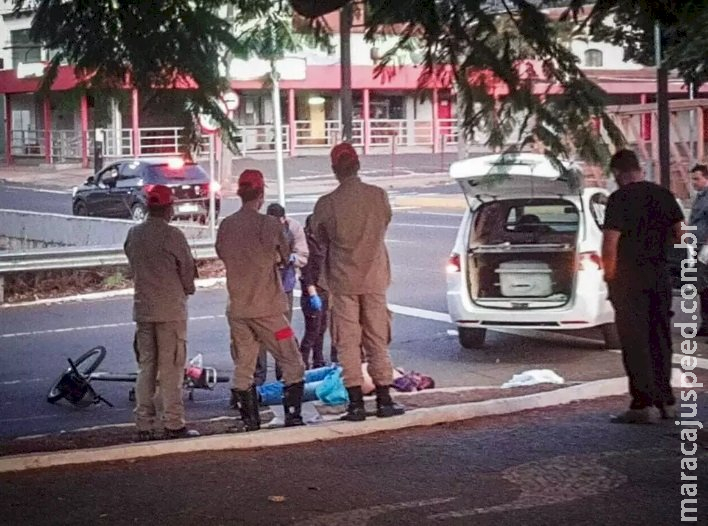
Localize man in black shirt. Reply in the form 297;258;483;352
602;149;684;424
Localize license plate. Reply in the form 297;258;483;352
177;203;199;213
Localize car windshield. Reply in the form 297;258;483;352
145;163;208;183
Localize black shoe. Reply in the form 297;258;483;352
164;427;201;439
283;381;306;427
235;385;261;431
375;385;405;418
340;386;367;422
229;388;239;410
136;430;155;442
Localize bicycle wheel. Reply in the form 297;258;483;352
47;346;107;403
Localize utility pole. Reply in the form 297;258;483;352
655;22;671;190
340;1;354;143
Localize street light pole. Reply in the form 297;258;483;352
271;62;286;207
340;1;354;143
655;22;671;190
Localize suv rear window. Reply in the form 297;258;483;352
472;198;579;244
505;203;579;233
145;163;208;183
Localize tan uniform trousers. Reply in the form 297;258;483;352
330;293;394;388
228;313;305;390
134;321;187;432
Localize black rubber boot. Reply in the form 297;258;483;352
235;385;261;431
283;381;306;427
375;385;405;418
340;386;367;422
229;388;239;410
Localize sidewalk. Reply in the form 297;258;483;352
1;366;700;473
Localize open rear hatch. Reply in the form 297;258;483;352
450;152;583;207
450;154;583;310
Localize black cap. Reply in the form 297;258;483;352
266;203;286;218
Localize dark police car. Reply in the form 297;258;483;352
71;157;221;222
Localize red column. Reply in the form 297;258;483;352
432;88;439;154
288;88;297;156
640;93;651;141
131;88;140;156
362;88;371;155
4;95;12;165
43;96;52;163
80;94;89;168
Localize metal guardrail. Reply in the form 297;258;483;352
0;241;217;274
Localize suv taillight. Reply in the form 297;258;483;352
446;253;461;273
578;251;602;271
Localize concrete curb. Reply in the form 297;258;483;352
0;376;631;473
392;195;466;210
1;278;227;309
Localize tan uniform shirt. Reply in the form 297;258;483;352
312;176;392;295
124;216;196;322
287;217;309;269
216;208;291;318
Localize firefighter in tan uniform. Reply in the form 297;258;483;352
311;143;405;421
216;169;306;431
124;184;198;441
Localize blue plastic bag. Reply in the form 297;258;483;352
314;366;348;406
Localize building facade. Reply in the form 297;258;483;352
0;1;705;166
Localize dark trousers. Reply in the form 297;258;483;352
609;274;675;409
700;288;708;332
254;291;293;386
300;290;337;367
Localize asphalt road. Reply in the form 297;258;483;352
0;153;703;440
0;153;460;216
2;395;706;525
0;204;633;439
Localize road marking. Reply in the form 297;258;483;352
0;378;46;386
0;322;136;339
0;309;305;339
391;222;458;230
2;185;71;195
404;211;462;217
389;305;451;323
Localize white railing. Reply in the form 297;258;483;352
10;129;46;157
139;127;188;156
439;118;459;146
8;119;466;162
50;130;82;161
293;119;364;148
237;125;289;154
99;129;133;158
369;119;407;147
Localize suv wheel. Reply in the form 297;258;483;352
458;327;486;349
73;201;88;216
601;323;621;350
131;203;147;222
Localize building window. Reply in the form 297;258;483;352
11;29;42;67
584;49;603;68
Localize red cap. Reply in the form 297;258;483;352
330;142;359;170
238;169;266;191
146;184;174;206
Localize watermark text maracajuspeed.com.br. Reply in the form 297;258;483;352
675;223;701;522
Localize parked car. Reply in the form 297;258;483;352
445;153;620;349
446;153;689;350
71;157;221;222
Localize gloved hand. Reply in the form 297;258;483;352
308;294;323;311
288;253;297;264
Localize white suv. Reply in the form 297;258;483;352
445;153;620;349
